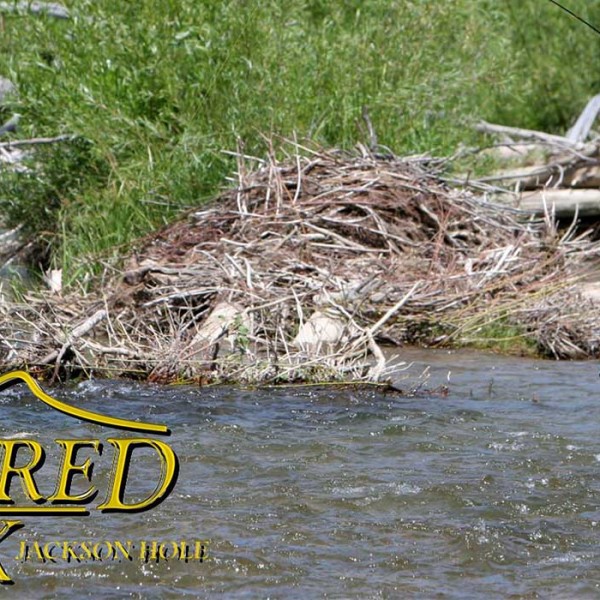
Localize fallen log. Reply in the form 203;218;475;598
475;120;577;147
505;188;600;217
483;162;600;190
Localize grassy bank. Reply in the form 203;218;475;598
0;0;599;284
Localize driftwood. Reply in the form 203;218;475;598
0;134;74;149
507;188;600;218
480;161;600;190
567;94;600;143
0;133;77;171
38;309;107;382
474;96;600;217
475;120;578;147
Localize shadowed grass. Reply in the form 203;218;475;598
0;0;598;283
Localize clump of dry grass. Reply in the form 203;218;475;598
2;141;600;384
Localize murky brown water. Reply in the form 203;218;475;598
1;348;600;598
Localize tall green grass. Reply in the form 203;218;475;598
0;0;598;283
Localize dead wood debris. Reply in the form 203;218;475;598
472;95;600;216
2;141;600;384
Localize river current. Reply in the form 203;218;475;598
1;348;599;598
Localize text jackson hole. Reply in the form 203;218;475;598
15;540;208;563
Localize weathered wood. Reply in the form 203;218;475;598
567;94;600;143
486;163;600;190
579;281;600;304
0;134;74;148
508;189;600;217
567;165;600;187
480;142;548;162
475;120;576;147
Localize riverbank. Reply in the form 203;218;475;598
2;142;600;384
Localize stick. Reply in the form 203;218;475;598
475;120;576;147
368;281;420;336
567;94;600;143
0;134;74;149
500;188;600;218
38;309;107;380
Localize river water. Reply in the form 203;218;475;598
1;349;600;598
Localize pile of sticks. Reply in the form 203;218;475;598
2;141;600;383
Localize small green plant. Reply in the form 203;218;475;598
230;315;250;354
458;319;538;356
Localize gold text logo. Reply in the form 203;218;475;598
0;371;179;584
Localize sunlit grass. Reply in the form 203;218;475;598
0;0;598;282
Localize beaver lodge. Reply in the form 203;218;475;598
3;141;600;385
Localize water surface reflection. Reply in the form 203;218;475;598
0;349;599;598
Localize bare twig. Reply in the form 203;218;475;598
0;134;75;149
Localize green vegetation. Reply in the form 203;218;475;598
0;0;598;283
456;320;539;357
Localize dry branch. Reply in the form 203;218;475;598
508;188;600;217
0;134;75;149
475;120;577;147
567;94;600;143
